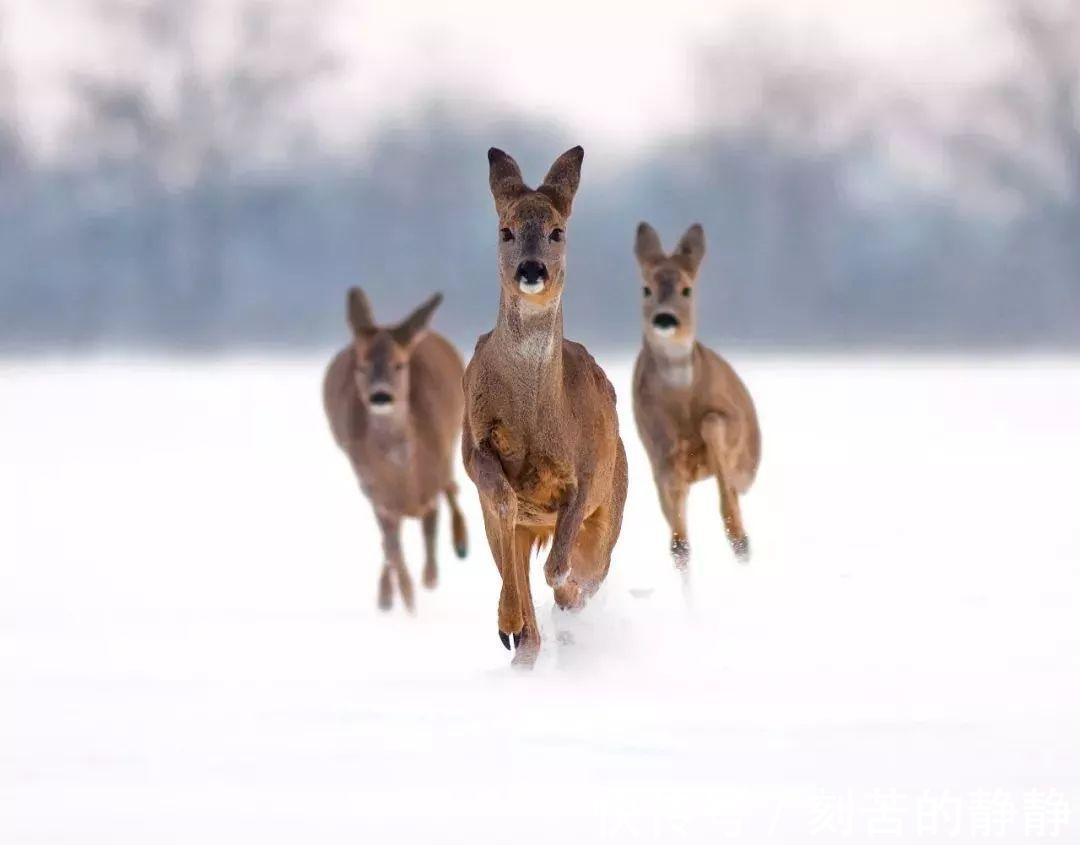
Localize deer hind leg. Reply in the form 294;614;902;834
701;412;750;562
421;506;439;589
657;470;691;570
376;512;415;612
444;482;468;559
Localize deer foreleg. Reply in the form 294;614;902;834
376;511;414;612
701;412;750;562
656;470;690;569
465;438;523;648
511;527;541;668
544;477;590;588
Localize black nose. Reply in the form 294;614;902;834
369;391;394;406
515;260;548;286
652;313;680;330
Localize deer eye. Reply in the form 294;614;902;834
394;362;406;372
549;228;564;243
682;287;692;297
643;287;652;298
499;228;514;242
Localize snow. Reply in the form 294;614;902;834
2;356;1079;843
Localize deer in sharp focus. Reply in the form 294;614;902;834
462;145;628;667
632;222;761;570
323;289;468;612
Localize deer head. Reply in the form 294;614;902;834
487;145;584;308
346;287;442;417
634;222;706;351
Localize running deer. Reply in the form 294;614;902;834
462;146;628;667
632;222;761;569
323;289;468;611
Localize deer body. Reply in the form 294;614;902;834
323;290;468;611
463;146;627;666
631;223;760;567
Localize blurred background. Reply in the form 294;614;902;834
2;0;1078;354
5;6;1080;840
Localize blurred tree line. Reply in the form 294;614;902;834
0;0;1077;352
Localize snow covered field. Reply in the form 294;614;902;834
2;355;1078;843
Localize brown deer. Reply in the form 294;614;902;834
462;146;628;667
632;222;761;569
323;289;468;612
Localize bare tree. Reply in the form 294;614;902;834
961;2;1079;200
0;4;24;188
694;21;873;155
70;0;337;338
691;25;876;332
955;0;1080;305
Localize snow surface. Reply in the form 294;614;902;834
2;356;1079;843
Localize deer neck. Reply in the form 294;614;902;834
491;289;565;413
644;332;695;389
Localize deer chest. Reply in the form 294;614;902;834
489;421;573;516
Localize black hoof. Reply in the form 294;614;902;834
455;543;467;560
499;631;511;651
732;536;751;563
513;631;522;649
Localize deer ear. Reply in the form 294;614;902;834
673;223;705;275
539;145;584;216
488;148;527;215
347;287;375;336
391;292;443;348
634;222;665;267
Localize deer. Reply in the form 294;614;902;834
323;289;468;612
462;145;628;667
631;222;761;571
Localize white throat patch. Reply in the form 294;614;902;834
662;357;694;388
650;338;694;388
511;298;558;365
519;330;554;364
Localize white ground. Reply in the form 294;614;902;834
2;356;1078;843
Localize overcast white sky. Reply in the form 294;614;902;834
3;0;999;157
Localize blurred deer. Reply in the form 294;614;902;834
632;222;761;569
462;146;628;667
323;289;468;611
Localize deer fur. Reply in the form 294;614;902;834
462;145;628;666
632;222;761;568
323;289;468;611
